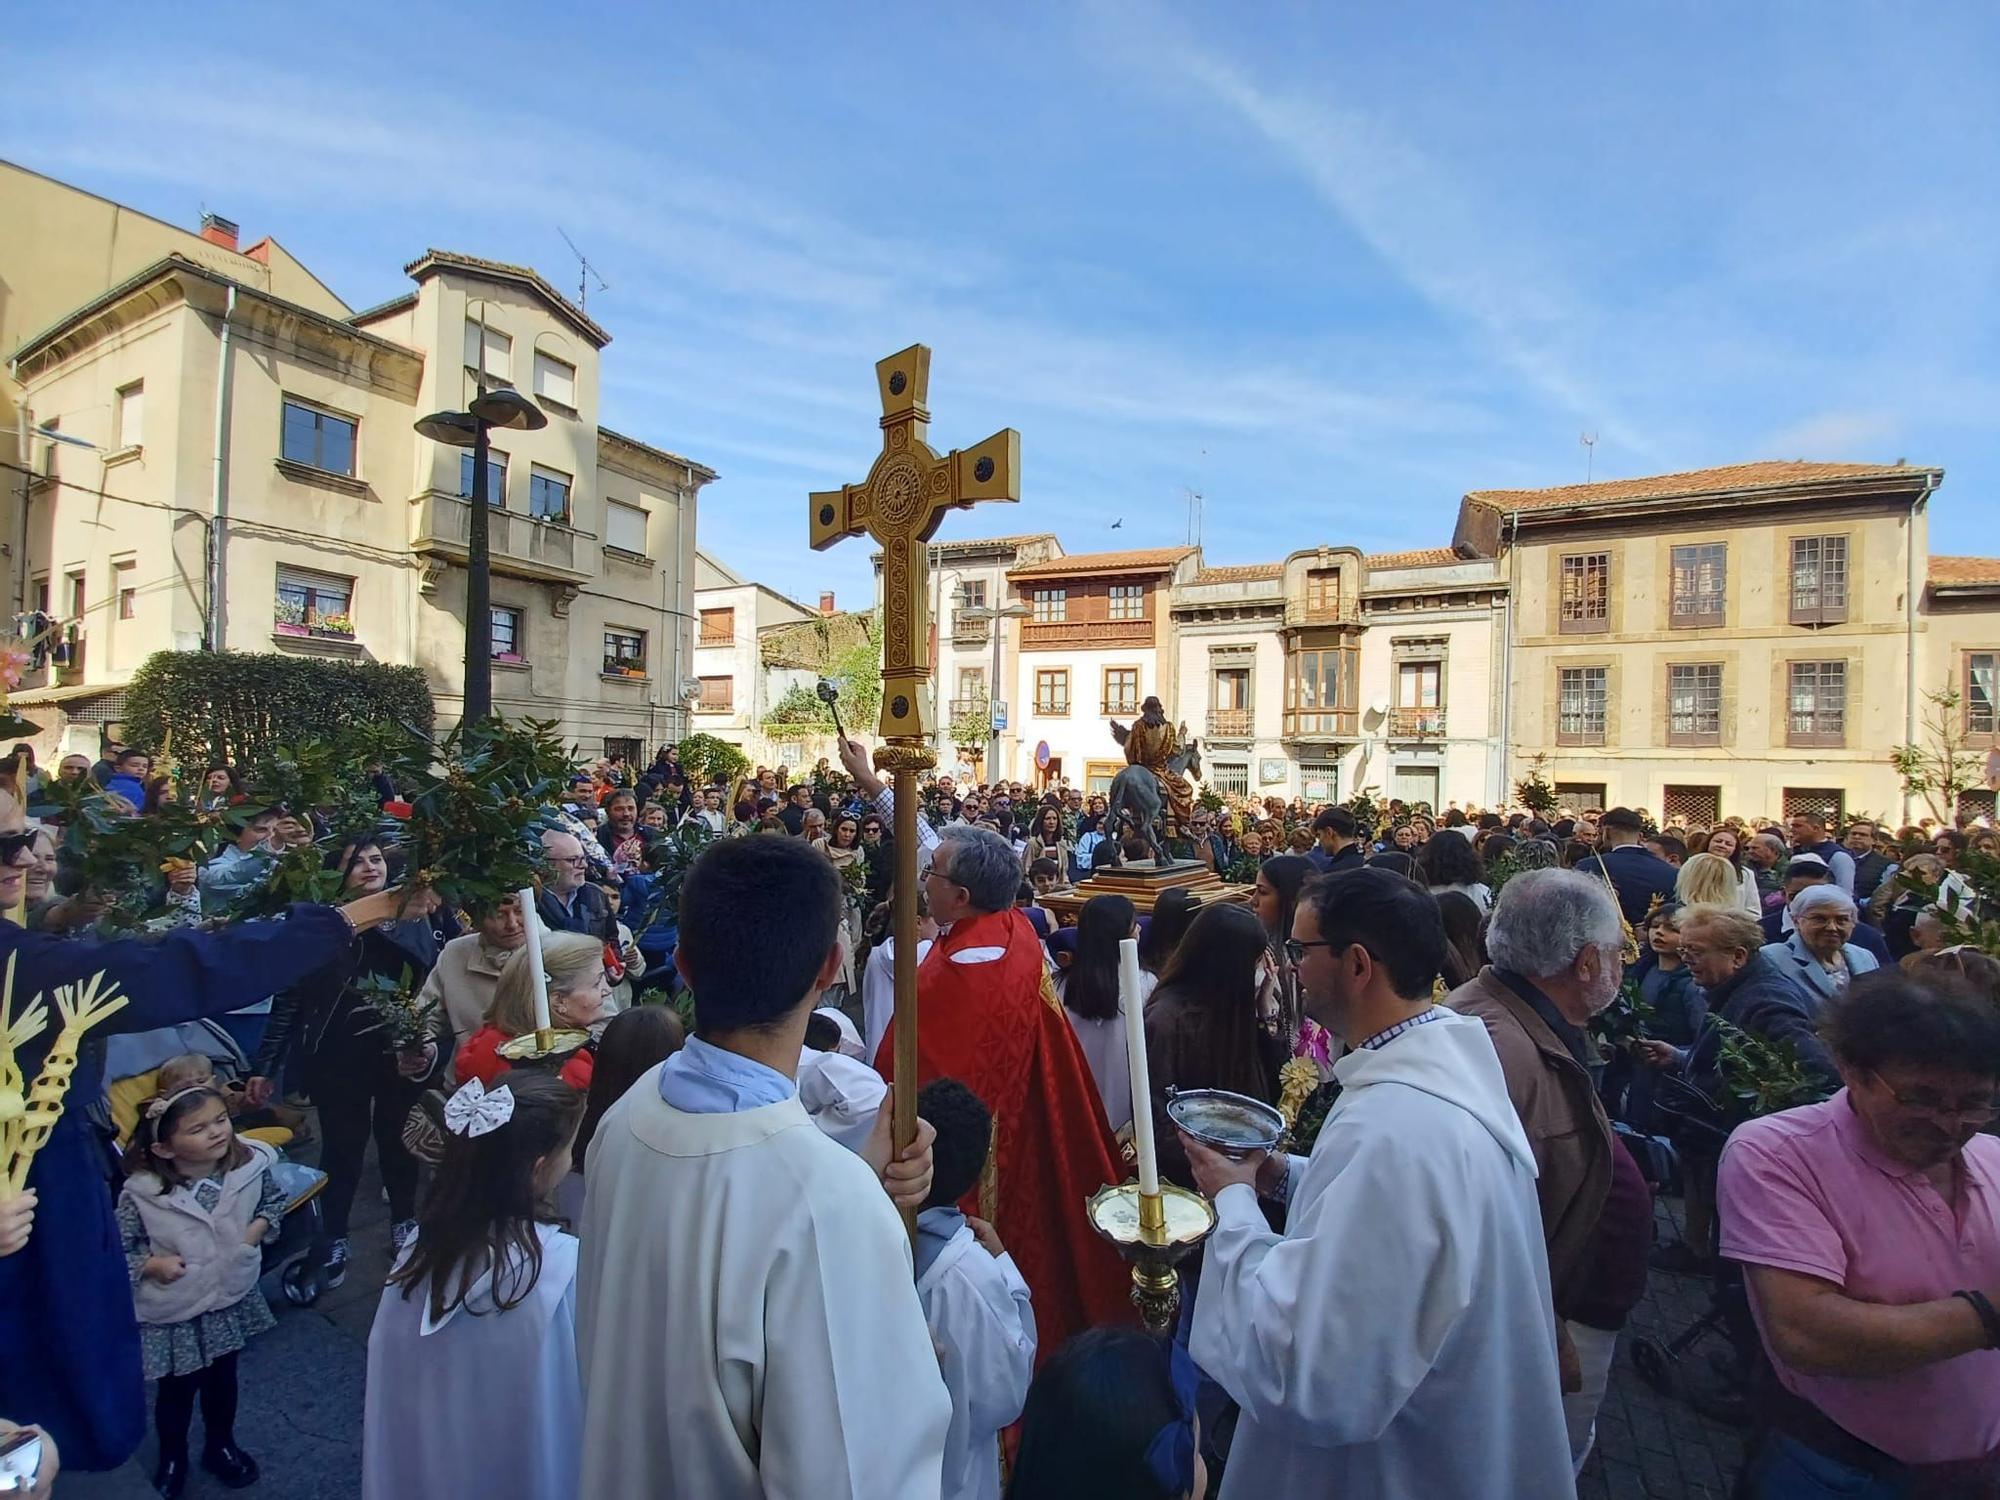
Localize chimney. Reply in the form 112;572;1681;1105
199;213;240;252
819;591;836;616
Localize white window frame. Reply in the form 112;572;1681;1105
464;321;513;383
116;382;144;450
533;350;578;409
529;465;572;523
604;499;649;555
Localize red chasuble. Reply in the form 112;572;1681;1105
875;906;1135;1358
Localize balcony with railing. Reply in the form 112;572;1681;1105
1206;708;1254;740
1020;617;1154;650
951;618;990;646
949;697;990;719
1282;709;1360;741
1388;706;1447;739
1282;596;1363;629
410;491;593;585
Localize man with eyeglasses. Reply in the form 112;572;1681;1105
536;828;617;943
1180;869;1574;1498
1719;972;2000;1492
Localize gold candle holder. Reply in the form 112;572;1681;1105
1086;1180;1216;1334
495;1027;590;1064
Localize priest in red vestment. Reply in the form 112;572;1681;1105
861;808;1136;1357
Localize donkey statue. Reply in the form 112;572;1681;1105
1104;737;1205;868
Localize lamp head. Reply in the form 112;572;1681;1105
469;387;548;431
414;410;479;447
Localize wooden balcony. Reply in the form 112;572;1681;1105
1020;618;1154;650
1282;709;1359;741
410;491;593;585
1388;706;1447;738
1206;708;1254;740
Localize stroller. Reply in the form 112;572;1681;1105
1626;1069;1757;1426
96;1018;331;1309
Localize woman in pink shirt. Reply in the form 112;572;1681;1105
1719;970;2000;1495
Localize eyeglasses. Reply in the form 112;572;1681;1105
1869;1072;1998;1123
0;830;38;862
1283;938;1338;964
546;854;588;867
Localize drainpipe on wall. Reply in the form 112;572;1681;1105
207;287;238;651
1903;473;1935;825
1496;510;1517;806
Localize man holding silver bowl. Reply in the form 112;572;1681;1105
1175;867;1575;1499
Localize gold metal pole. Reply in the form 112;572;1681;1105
889;756;921;1243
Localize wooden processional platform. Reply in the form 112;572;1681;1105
1039;859;1254;926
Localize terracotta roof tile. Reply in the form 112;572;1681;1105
1465;460;1931;512
1008;546;1196;578
403;248;611;347
1365;547;1459;569
1929;555;2000;587
1192;563;1283;583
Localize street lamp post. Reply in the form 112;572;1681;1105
414;386;547;723
954;595;1032;780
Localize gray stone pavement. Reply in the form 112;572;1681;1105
65;1136;1749;1498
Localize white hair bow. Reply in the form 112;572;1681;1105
442;1077;515;1139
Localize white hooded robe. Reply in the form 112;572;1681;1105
1192;1007;1575;1499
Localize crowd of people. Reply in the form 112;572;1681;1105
0;730;1995;1499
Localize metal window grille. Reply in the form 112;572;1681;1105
1662;785;1721;828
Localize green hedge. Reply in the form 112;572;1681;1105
123;650;434;766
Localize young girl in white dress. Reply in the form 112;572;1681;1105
362;1070;585;1500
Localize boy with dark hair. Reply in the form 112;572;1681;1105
577;836;948;1496
914;1078;1036;1500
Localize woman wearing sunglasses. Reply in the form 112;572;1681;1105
0;779;438;1478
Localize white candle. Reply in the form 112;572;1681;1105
1120;936;1160;1198
516;887;550;1033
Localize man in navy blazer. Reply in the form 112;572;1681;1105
1573;807;1678;928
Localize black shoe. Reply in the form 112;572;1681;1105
323;1236;350;1290
152;1455;189;1498
202;1443;261;1489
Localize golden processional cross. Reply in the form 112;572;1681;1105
811;344;1019;1235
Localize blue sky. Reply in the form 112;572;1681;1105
8;4;1997;605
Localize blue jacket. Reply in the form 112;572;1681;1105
1686;947;1838;1099
1575;845;1679;928
1762;933;1880;1004
0;907;366;1470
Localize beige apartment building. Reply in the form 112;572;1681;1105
886;459;1998;822
1456;460;1972;826
3;163;712;760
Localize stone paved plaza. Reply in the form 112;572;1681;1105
66;1126;1750;1499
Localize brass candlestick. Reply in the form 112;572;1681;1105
495;1027;590;1063
1086;1180;1216;1333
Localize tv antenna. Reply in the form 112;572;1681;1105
557;227;609;310
1579;431;1597;483
1183;487;1204;547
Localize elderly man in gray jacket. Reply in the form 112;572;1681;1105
1448;869;1646;1473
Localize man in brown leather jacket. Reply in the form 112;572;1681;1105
1448;867;1644;1474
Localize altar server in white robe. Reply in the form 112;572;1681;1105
578;835;949;1499
913;1078;1036;1500
1181;867;1575;1500
800;1008;889;1153
363;1071;587;1500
